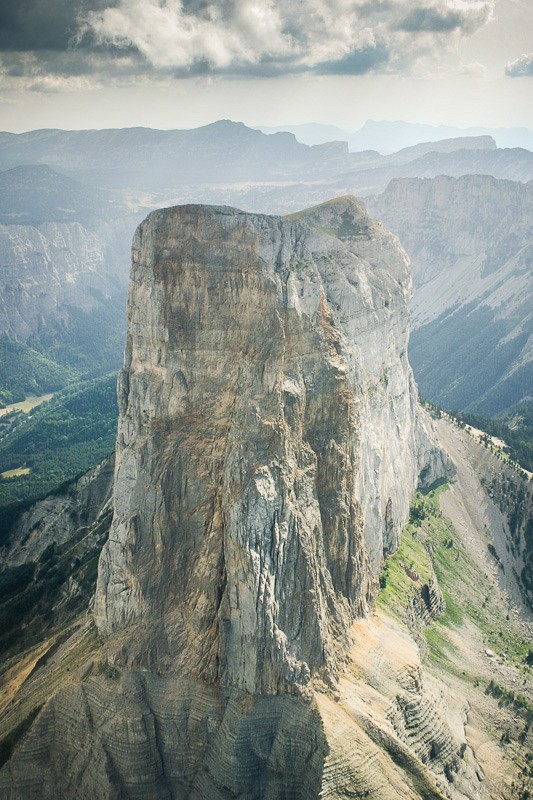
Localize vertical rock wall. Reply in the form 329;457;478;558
95;197;422;693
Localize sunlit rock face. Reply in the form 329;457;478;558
368;175;533;415
0;198;464;800
95;197;422;692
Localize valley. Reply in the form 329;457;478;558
0;119;531;799
0;394;53;418
0;422;530;798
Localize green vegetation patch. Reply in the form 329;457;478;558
486;680;533;723
427;493;530;667
377;524;433;617
423;625;458;666
0;373;118;536
0;337;74;407
454;401;533;473
378;482;465;666
379;482;531;671
377;484;448;620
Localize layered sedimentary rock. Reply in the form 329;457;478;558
1;197;456;799
95;197;421;691
0;455;114;569
0;674;329;800
0;219;134;342
368;175;533;414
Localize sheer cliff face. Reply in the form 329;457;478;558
0;219;133;341
368;175;533;415
95;198;419;693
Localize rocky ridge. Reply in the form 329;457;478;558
368;175;533;415
0;219;133;342
0;197;467;799
95;197;429;691
0;455;114;570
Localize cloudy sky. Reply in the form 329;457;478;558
0;0;532;132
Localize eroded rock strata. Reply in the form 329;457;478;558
1;455;114;569
368;175;533;415
0;198;455;799
95;197;421;688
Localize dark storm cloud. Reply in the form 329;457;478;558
505;53;533;77
0;47;144;92
0;0;495;89
0;0;118;51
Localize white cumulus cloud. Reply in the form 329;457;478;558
79;0;495;76
505;52;533;77
0;0;497;90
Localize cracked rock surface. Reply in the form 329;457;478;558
0;197;454;800
95;197;422;691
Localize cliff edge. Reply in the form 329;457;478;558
0;197;458;800
95;197;421;692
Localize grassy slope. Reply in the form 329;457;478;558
378;484;533;799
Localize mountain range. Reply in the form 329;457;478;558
259;119;533;153
0;196;531;799
1;122;532;203
369;174;533;415
0;120;531;513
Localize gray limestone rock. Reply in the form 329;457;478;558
1;455;114;569
95;197;427;691
0;219;134;341
416;407;456;490
368;175;533;414
0;197;457;800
